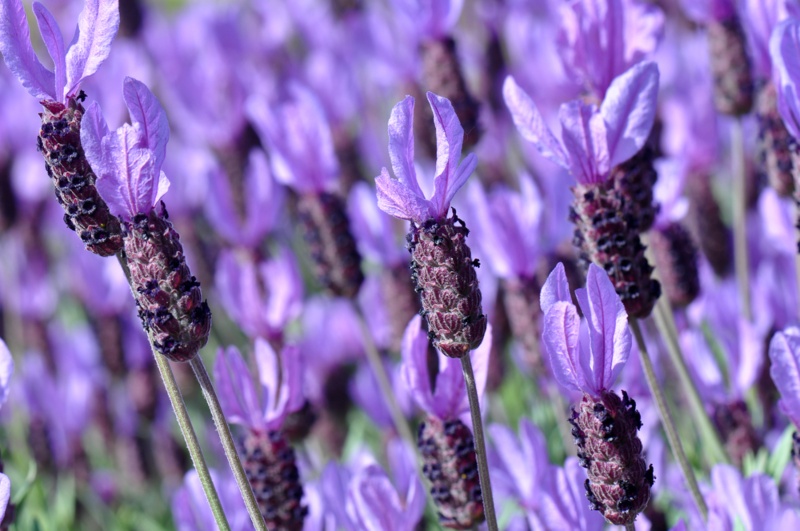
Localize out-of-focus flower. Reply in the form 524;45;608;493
540;458;605;531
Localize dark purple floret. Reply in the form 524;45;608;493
712;400;760;467
685;172;733;278
609;145;659;234
707;15;754;116
501;275;543;371
649;222;700;308
756;81;796;197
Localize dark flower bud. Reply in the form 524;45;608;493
649;222;700;308
571;391;653;526
501;275;543;372
297;192;364;299
241;430;308;530
38;98;122;256
280;400;318;444
124;208;211;362
712;400;760;467
384;264;423;352
685;172;733;278
609;145;659;233
418;417;484;529
756;81;796;197
408;211;487;358
707;15;754;116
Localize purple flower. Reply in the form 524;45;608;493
0;0;118;102
504;61;659;184
375;92;478;223
172;469;249;531
557;0;664;99
247;85;339;194
770;16;800;139
81;77;170;221
705;465;795;530
347;181;407;267
0;339;13;412
350;358;413;430
744;0;792;80
540;458;605;531
768;326;800;427
389;0;464;40
214;339;304;433
541;262;632;398
400;315;492;422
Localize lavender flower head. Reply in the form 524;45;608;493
377;93;485;359
81;77;211;363
541;263;653;525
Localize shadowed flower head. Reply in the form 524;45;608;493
375;92;477;224
81;77;170;221
0;0;118;102
504;61;659;185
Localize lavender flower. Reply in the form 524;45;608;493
376;92;486;359
401;315;492;529
81;77;211;363
505;61;661;318
0;0;124;255
214;340;308;528
541;263;653;526
540;458;605;531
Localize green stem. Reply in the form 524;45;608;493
651;298;730;466
731;119;752;321
461;354;498;531
116;253;230;530
190;358;269;531
629;318;708;521
355;310;416;446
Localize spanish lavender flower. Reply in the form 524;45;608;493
401;315;492;529
81;77;211;363
539;458;605;531
248;85;364;298
376;92;486;358
541;263;653;526
0;0;124;255
505;62;661;318
214;340;308;528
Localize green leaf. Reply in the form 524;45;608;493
766;425;795;482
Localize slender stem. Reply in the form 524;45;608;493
190;358;269;531
629;318;708;521
794;201;800;323
625;523;636;531
355;310;416;446
731;119;752;321
651;298;730;466
115;253;231;530
460;354;498;531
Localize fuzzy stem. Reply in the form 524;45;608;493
356;310;416;445
629;318;708;520
732;119;752;321
652;297;730;465
190;358;269;531
115;254;230;530
460;354;498;531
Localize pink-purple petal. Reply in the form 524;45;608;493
542;300;586;395
428;91;466;218
600;61;659;168
768;326;800;426
97;123;155;220
400;315;436;416
540;262;572;315
387;96;422;194
559;100;609;184
771;18;800;138
79;101;110;185
0;339;13;410
213;346;263;430
32;2;66;101
0;0;55;100
123;77;169;176
64;0;119;98
376;168;432;223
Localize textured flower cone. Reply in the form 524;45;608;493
0;162;17;232
127;365;159;420
712;401;760;467
214;124;262;221
484;32;507;113
38;98;123;256
281;400;318;444
383;264;422;352
241;430;308;530
609;145;659;233
569;182;661;318
418;416;484;529
124;209;211;363
707;17;754;116
408;212;487;358
501;276;543;372
757;82;796;197
93;315;126;377
297;192;364;298
570;391;654;526
487;288;510;391
685;172;733;277
420;37;481;149
649;222;700;308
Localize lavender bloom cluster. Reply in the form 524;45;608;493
2;0;800;530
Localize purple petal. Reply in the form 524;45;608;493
0;0;55;100
212;346;263;431
540;262;572;315
123;77;169;177
261;246;304;333
375;168;433;222
502;76;568;168
386;438;418;505
542;301;586;394
256;340;303;429
32;2;66;101
400;315;436;416
771;18;800;138
348;465;406;530
0;340;13;410
541;458;605;531
0;473;9;525
600;61;659;168
489;418;547;503
387;96;423;196
64;0;119;98
428;91;470;218
559;100;609;184
579;264;631;394
743;474;779;528
80;101;110;176
768;326;800;426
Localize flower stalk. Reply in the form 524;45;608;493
732;119;752;321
